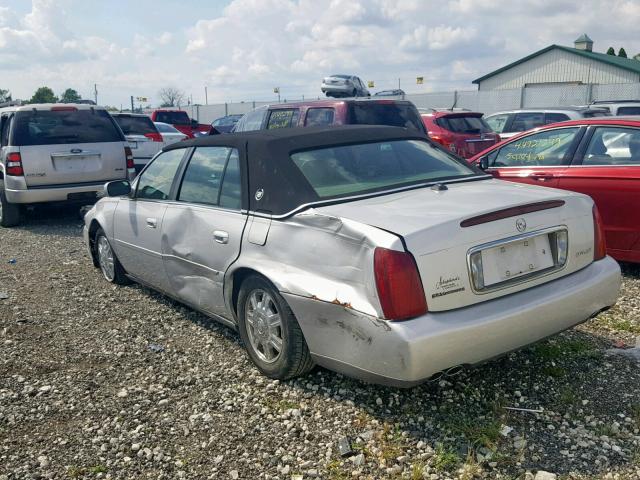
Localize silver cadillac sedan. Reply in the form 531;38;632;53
83;126;621;387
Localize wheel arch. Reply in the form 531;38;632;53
88;219;103;267
226;266;282;320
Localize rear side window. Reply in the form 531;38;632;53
234;108;267;132
618;106;640;115
178;147;242;209
348;103;425;133
1;115;13;146
582;127;640;165
507;112;544;133
305;108;335;126
114;115;157;135
267;109;300;130
544;113;570;124
12;109;123;146
435;115;492;134
155;111;190;125
484;114;509;133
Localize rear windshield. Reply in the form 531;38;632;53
348;103;426;133
13;109;123;146
436;115;492;134
291;139;476;199
617;106;640;115
155;111;191;125
155;122;179;133
583;110;611;118
113;115;157;135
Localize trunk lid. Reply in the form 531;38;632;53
315;179;596;311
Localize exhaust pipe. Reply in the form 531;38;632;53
429;364;465;382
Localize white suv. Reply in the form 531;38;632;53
0;103;135;227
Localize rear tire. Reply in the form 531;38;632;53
0;180;21;228
94;227;130;285
237;275;314;380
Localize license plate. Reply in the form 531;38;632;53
53;156;101;173
481;234;554;286
129;141;138;149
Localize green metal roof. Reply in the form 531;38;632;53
472;44;640;84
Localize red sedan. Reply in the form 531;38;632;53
470;118;640;263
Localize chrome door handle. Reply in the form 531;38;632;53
213;230;229;244
146;218;157;228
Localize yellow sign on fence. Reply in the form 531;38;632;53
416;77;424;85
367;81;375;88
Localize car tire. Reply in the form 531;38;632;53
237;275;314;380
0;180;21;228
94;227;130;285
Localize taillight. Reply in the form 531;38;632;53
124;146;135;169
6;152;24;176
144;132;163;142
592;205;606;261
374;247;427;320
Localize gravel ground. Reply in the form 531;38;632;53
1;205;639;480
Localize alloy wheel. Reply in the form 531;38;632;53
245;289;283;364
97;236;115;282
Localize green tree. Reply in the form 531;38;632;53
606;46;616;55
0;89;11;103
59;88;81;103
29;86;58;104
618;47;628;58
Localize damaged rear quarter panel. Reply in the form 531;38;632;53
227;208;402;318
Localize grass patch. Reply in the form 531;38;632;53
631;404;640;427
262;398;300;412
543;365;567;378
326;459;350;480
593;423;617;437
558;386;578;406
530;337;600;362
432;443;460;472
593;315;640;334
452;417;502;451
67;465;108;478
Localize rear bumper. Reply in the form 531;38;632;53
5;172;135;204
284;256;621;387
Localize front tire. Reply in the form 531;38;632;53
237;275;314;380
0;180;21;227
95;228;130;285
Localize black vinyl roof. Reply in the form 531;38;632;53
164;125;433;216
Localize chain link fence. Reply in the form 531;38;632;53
183;82;640;123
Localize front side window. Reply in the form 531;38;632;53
135;149;185;200
291;140;476;199
305;108;335;126
507;112;545;133
583;127;640;165
490;128;579;167
484;114;509;133
178;147;242;209
267;109;300;130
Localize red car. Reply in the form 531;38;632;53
470;117;640;263
420;109;500;159
149;109;211;138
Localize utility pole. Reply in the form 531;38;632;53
94;84;98;105
205;86;208;105
398;78;401;90
130;96;134;113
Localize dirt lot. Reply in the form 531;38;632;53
1;206;639;480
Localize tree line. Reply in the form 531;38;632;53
606;46;640;60
0;86;85;104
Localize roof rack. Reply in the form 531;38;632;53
0;100;24;108
591;99;640;104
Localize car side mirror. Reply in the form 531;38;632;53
478;156;489;170
105;180;131;197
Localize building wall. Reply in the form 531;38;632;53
478;48;640;90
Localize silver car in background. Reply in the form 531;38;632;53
154;122;188;146
321;74;370;98
83;126;620;387
0;103;135;227
111;113;164;173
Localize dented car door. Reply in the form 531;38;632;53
161;146;247;316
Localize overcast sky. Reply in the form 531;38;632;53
1;0;639;107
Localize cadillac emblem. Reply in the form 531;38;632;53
516;218;526;232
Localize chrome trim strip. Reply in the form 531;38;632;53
114;238;162;258
466;226;568;295
51;151;101;158
161;253;223;276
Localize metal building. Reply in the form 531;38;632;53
473;35;640;91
